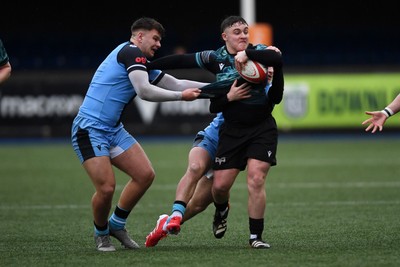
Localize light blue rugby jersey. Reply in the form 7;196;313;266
77;42;163;127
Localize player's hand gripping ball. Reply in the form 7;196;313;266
236;60;267;84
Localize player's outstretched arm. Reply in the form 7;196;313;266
362;94;400;133
129;70;200;101
147;54;198;70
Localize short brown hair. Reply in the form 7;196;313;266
220;16;248;33
131;17;165;37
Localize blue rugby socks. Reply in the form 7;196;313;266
109;205;131;230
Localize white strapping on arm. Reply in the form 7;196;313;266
129;70;182;101
157;73;209;91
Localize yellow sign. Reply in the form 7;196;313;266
273;73;400;130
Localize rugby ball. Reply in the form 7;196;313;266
237;60;267;84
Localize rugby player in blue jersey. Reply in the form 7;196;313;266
71;17;244;252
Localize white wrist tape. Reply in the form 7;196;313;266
381;107;394;117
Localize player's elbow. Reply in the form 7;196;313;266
269;88;284;104
274;95;283;104
136;89;152;101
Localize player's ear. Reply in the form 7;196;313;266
221;32;227;41
137;31;144;42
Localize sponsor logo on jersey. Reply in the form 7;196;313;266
135;57;147;64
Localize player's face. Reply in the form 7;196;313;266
140;29;162;58
222;22;249;54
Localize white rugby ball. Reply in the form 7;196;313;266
237;60;267;84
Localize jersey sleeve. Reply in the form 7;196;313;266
146;53;199;70
117;44;148;73
245;46;282;68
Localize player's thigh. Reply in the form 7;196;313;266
112;142;155;181
83;156;116;190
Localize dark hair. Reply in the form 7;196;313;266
131;17;165;37
220;16;248;33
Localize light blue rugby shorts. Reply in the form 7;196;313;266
71;115;137;163
192;132;218;179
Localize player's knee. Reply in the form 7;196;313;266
213;182;230;195
143;168;156;187
188;162;205;177
98;183;115;200
131;168;155;189
247;173;265;190
148;168;156;181
193;202;208;213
